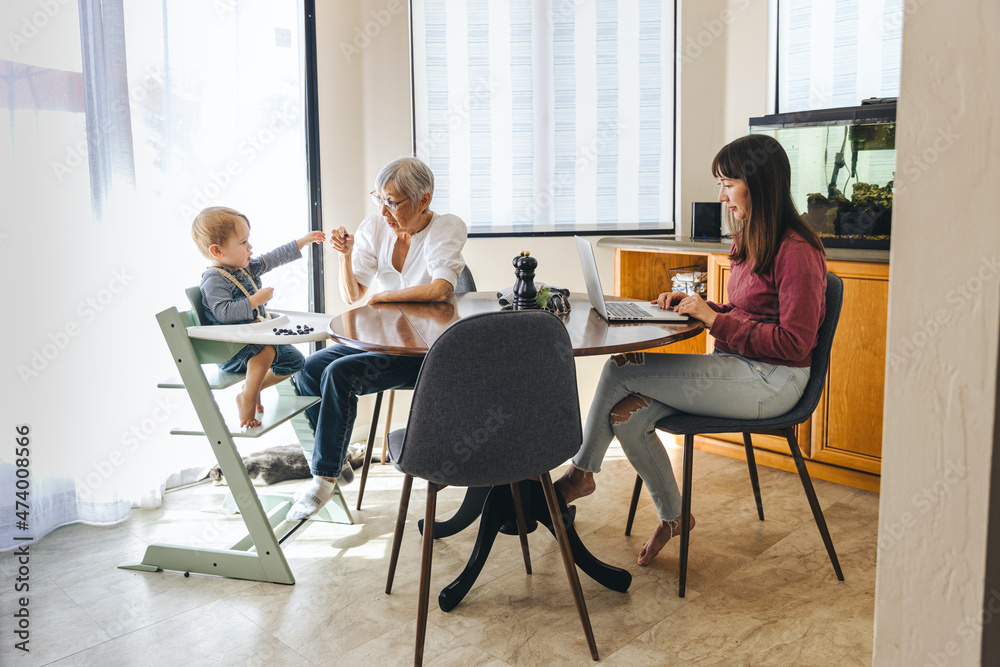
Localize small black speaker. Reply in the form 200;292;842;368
691;202;722;241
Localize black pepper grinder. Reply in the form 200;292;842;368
512;251;539;310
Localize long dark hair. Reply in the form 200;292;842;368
712;134;823;274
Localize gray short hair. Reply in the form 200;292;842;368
375;157;434;211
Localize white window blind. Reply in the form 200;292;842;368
412;0;675;235
778;0;903;113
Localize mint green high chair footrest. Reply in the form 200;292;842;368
168;392;319;438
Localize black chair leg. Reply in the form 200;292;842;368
784;427;844;581
625;474;643;536
357;391;384;510
414;482;438;667
540;472;599;661
742;433;764;521
386;474;413;594
510;482;532;575
678;434;695;598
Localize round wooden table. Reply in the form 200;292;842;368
326;291;704;611
328;291;703;356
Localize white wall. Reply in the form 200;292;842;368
313;1;365;316
873;2;1000;663
674;0;772;235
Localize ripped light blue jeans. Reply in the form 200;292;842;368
573;349;810;521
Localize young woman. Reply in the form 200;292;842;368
556;134;827;566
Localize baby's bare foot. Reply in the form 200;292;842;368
236;391;261;428
241;384;264;413
554;466;596;505
637;514;696;566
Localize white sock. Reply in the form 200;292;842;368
288;476;337;521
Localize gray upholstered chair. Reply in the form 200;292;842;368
355;265;477;510
384;310;598;665
625;272;846;597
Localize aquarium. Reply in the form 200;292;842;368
749;100;896;249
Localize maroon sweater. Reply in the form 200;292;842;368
708;231;827;368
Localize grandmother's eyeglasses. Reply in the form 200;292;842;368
370;191;410;212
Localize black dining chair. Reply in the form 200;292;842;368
355;265;476;510
624;272;845;597
383;310;599;666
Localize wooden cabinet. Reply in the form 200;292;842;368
810;260;888;477
615;246;888;492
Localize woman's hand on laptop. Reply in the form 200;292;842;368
652;291;688;311
653;291;716;327
673;294;717;328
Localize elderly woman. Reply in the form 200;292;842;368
289;157;467;520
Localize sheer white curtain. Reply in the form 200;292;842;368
412;0;676;235
2;0;135;551
79;0;135;219
1;0;312;552
778;0;903;113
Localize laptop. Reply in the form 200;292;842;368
574;236;690;323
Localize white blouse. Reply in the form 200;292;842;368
351;212;468;292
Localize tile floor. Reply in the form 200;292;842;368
0;439;878;666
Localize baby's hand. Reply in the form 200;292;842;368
252;287;274;307
297;231;326;249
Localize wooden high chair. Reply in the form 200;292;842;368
118;288;352;584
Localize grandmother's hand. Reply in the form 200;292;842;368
330;226;354;256
367;291;390;305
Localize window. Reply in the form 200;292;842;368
3;1;316;312
777;0;903;113
123;0;315;313
412;0;676;235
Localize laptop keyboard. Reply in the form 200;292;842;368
606;301;652;319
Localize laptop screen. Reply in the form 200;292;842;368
575;236;610;317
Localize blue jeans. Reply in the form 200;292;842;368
573;350;810;521
219;343;304;376
293;344;423;478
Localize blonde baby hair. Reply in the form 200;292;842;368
191;206;250;260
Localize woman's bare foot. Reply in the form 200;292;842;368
554;465;597;504
637;514;696;566
236;391;261;428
